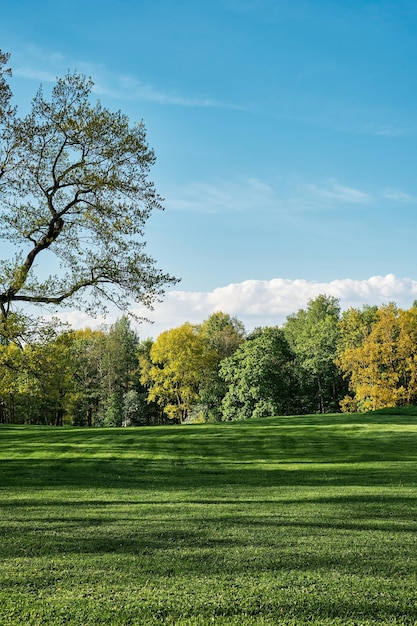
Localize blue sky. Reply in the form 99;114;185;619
2;0;417;336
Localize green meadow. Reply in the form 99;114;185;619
1;412;417;625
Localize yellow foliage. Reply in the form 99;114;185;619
337;304;417;411
141;323;217;422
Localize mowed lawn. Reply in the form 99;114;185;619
1;413;417;625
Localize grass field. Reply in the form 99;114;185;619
1;411;417;625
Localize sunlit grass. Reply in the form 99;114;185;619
1;413;417;624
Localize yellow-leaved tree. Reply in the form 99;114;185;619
140;323;217;423
0;342;23;423
337;303;417;412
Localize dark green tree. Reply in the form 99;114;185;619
71;328;106;426
219;326;294;421
283;295;346;413
198;312;245;421
103;317;139;394
104;391;124;427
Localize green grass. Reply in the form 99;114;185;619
1;413;417;625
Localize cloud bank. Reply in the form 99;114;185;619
83;273;417;338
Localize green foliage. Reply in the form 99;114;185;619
123;389;147;426
70;328;105;426
104;317;139;392
103;391;124;427
0;52;177;339
0;324;79;425
7;289;417;424
338;304;379;354
0;317;153;426
2;413;417;624
284;294;346;413
220;326;294;420
199;311;245;357
198;312;246;421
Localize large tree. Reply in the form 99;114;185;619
141;323;216;423
197;312;245;421
337;303;417;412
219;326;294;421
283;295;346;413
0;52;177;339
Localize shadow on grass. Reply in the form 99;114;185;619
2;418;417;464
1;494;417;568
2;418;417;624
1;455;417;491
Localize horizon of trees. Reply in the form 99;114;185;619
2;297;417;426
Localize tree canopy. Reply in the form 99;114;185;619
283;295;345;413
220;326;294;421
0;51;12;121
337;303;417;411
4;299;417;426
0;52;177;340
140;322;217;423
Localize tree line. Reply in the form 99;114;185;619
2;296;417;426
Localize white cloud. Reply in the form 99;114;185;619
305;180;373;206
50;309;109;331
140;274;417;336
13;66;58;84
380;189;417;203
166;177;416;216
55;274;415;338
91;74;222;108
11;45;231;110
166;177;278;213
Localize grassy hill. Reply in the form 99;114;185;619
1;412;417;625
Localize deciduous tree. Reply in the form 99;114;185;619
219;326;294;421
71;328;106;426
0;53;177;340
198;312;245;421
141;323;216;422
284;295;345;413
337;304;417;411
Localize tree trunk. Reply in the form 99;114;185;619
55;408;64;426
317;376;325;414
